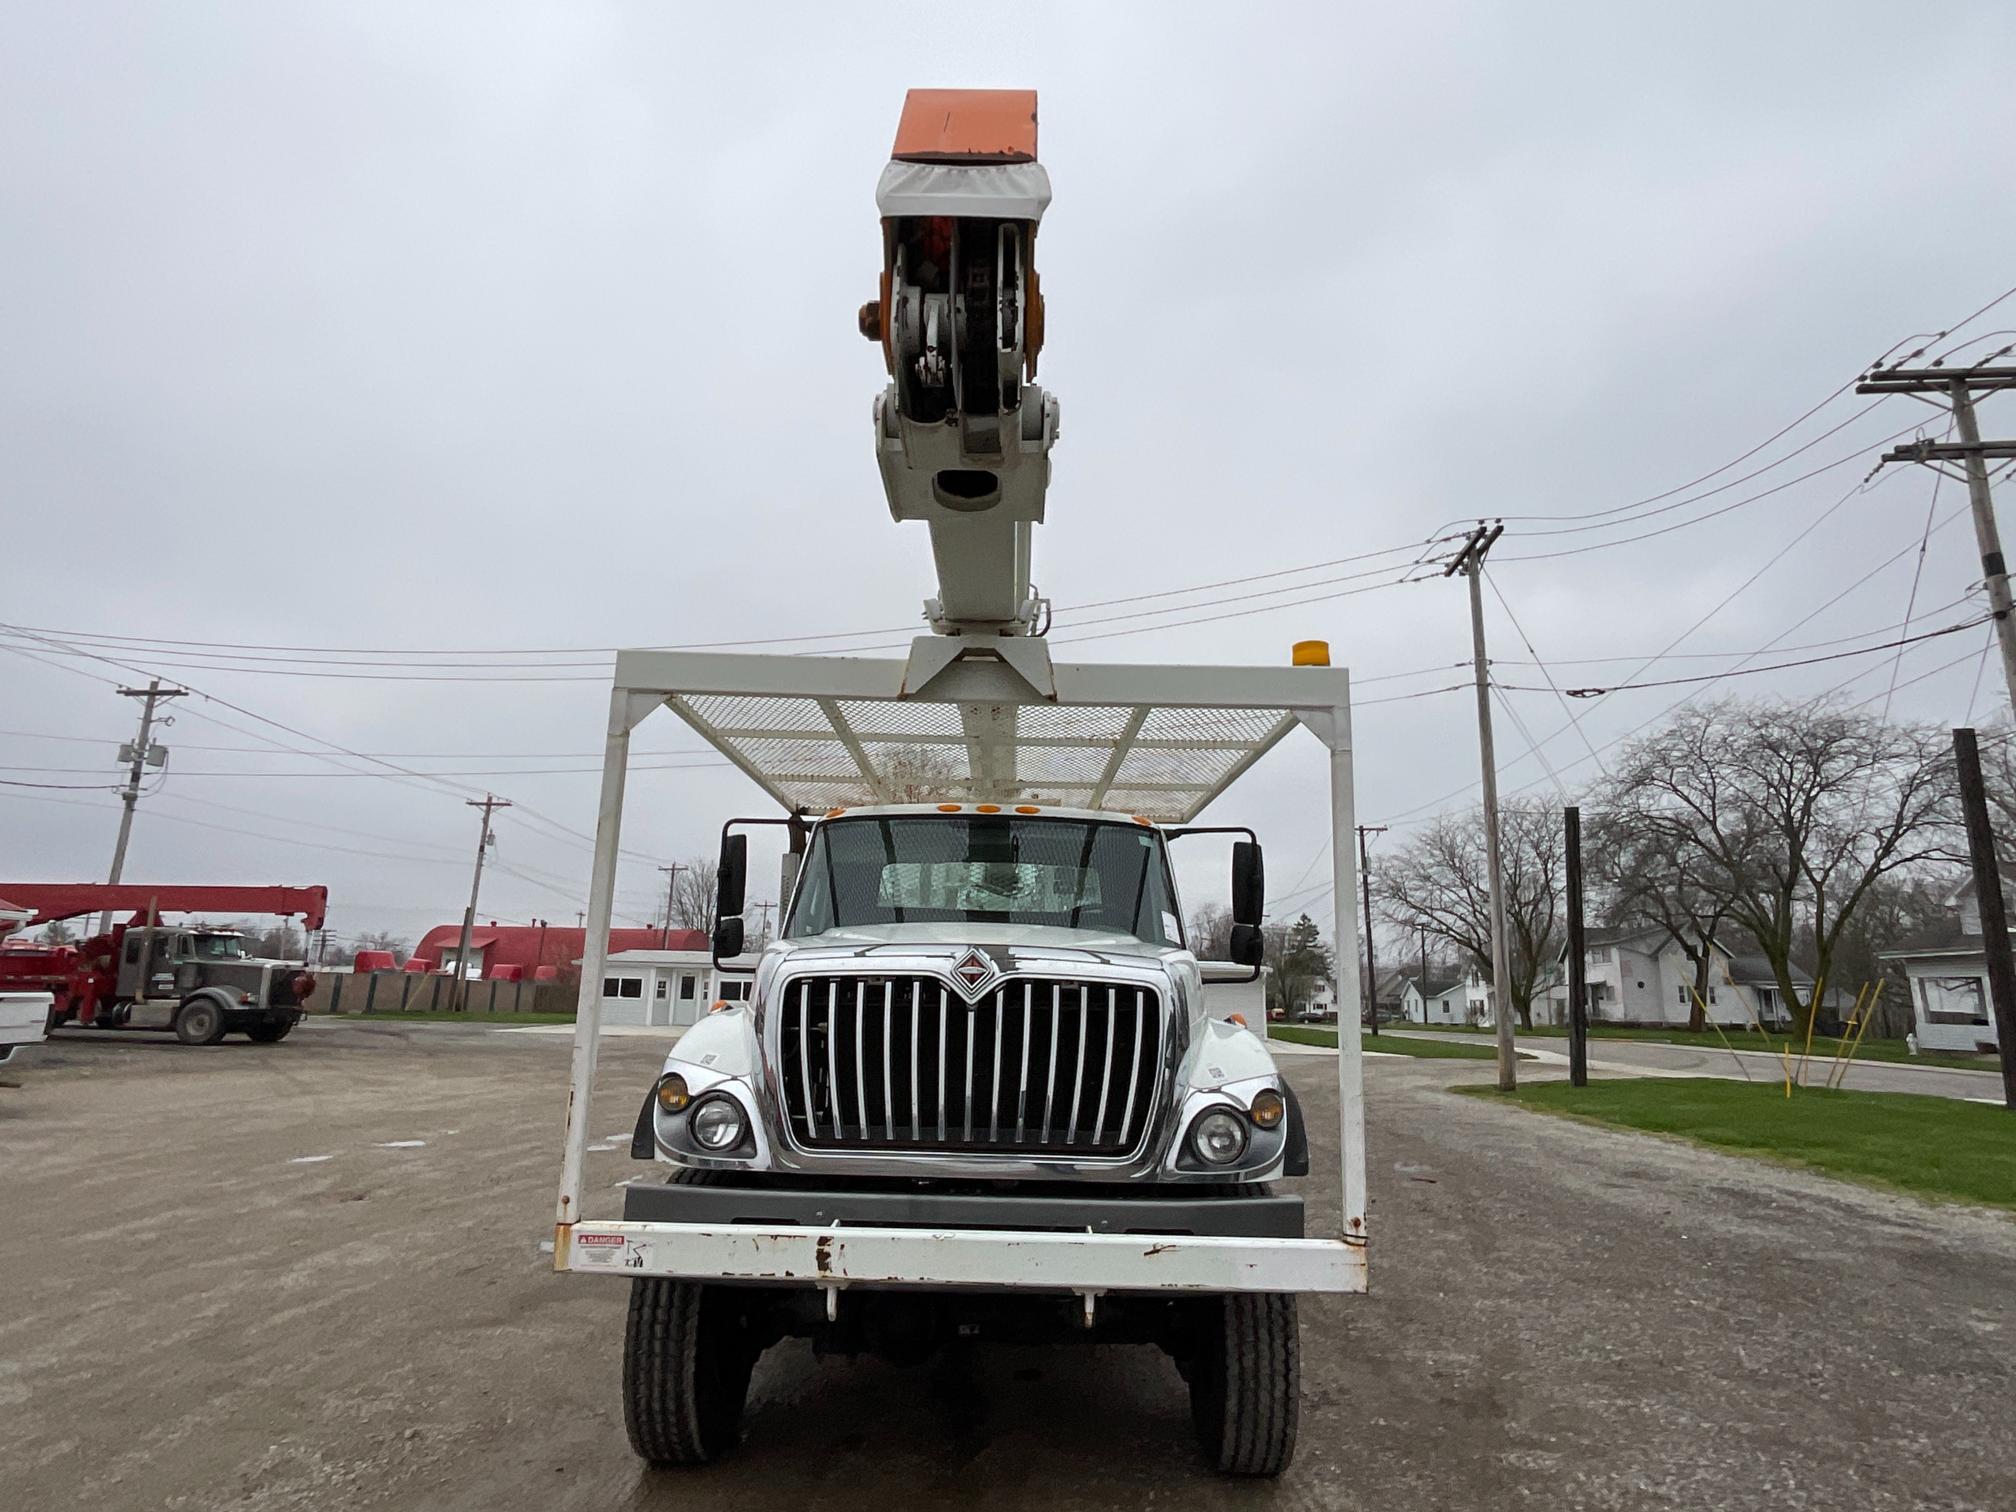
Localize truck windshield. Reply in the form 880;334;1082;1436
191;934;247;960
788;815;1180;945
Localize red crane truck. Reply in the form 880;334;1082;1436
0;884;327;1046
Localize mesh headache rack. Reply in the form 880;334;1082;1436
554;636;1370;1296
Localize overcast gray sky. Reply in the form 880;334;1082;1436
5;1;2016;951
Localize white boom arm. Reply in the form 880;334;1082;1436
860;90;1060;637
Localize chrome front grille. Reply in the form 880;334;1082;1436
777;974;1162;1156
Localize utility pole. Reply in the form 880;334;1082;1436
657;863;685;948
1858;363;2016;722
1445;521;1516;1089
1952;728;2016;1109
1417;922;1429;1025
100;679;185;933
750;899;776;948
452;795;510;1012
1356;826;1386;1036
1564;805;1589;1088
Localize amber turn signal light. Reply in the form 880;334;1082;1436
656;1074;691;1113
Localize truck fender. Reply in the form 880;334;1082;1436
180;986;240;1015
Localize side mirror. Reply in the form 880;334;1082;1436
1229;922;1264;968
1231;840;1264;927
712;916;745;963
716;833;747;921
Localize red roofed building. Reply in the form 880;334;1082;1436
407;923;708;983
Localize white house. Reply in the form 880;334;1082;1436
1400;971;1469;1025
596;948;752;1028
1558;927;1798;1030
1287;977;1337;1021
1878;876;2005;1055
1413;963;1494;1025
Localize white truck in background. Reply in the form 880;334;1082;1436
0;896;51;1068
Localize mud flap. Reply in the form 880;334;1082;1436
630;1087;657;1160
1281;1084;1309;1178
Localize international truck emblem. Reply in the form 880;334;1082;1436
948;947;999;1000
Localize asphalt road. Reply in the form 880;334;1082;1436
4;1019;2012;1511
1383;1028;2009;1101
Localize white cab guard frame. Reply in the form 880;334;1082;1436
554;638;1369;1296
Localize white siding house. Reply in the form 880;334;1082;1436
1879;877;2005;1055
595;948;752;1028
1559;928;1798;1030
1401;973;1465;1025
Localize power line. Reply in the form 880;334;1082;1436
1483;569;1608;776
1882;417;1955;718
1498;615;1990;697
1497;420;1926;563
0;619;677;877
1377;479;1971;827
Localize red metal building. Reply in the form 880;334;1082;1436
398;923;707;982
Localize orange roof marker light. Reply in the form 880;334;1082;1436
1014;805;1041;814
1132;815;1154;827
976;803;1001;814
937;803;962;812
826;807;848;818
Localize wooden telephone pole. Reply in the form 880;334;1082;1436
101;679;184;934
1952;728;2016;1109
1858;363;2016;722
1445;522;1516;1090
452;795;510;1012
1356;826;1386;1036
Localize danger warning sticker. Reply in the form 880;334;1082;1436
575;1233;627;1266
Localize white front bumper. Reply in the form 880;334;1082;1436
558;1220;1365;1294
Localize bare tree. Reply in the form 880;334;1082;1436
354;928;410;965
1970;725;2016;871
1585;808;1736;1032
1603;698;1955;1032
1373;797;1564;1027
1188;903;1234;960
1794;870;1955;1038
669;859;720;932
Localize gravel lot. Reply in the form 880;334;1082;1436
4;1018;2012;1511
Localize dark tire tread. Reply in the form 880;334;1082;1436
1192;1293;1299;1477
622;1169;755;1468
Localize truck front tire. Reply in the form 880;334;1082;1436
173;998;228;1047
1189;1293;1299;1477
623;1278;758;1466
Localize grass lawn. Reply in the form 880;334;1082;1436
1463;1077;2016;1211
1398;1021;1994;1071
1270;1024;1508;1060
313;1010;578;1025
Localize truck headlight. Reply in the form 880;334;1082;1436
690;1095;746;1151
1189;1107;1248;1166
